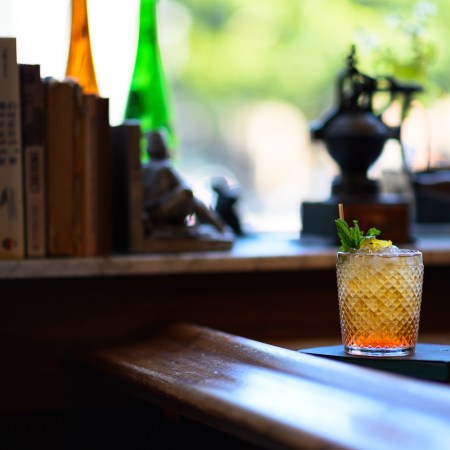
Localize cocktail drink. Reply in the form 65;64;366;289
337;247;424;357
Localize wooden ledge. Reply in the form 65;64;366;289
0;233;336;279
76;323;450;450
4;229;450;279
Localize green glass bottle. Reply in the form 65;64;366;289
125;0;175;158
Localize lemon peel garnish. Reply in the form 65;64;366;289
361;237;393;252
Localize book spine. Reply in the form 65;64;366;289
0;38;25;259
111;121;143;253
127;122;144;253
19;64;47;258
44;79;77;256
83;94;99;256
73;86;86;256
111;125;130;253
96;96;112;256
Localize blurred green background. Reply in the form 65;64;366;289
159;0;449;231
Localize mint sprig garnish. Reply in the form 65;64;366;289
335;218;380;252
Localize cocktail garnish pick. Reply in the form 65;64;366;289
338;203;344;220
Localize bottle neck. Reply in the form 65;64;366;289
65;0;99;95
137;0;158;45
125;0;176;151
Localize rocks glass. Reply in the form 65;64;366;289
337;248;424;357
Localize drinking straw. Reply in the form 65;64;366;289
338;203;344;220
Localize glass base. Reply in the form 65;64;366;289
344;345;415;357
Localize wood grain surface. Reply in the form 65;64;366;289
76;323;450;450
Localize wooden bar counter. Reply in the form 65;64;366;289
2;230;450;448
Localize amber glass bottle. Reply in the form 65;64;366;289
124;0;175;151
65;0;99;95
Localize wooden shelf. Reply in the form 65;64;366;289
3;230;450;279
0;233;333;279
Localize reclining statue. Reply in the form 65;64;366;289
141;130;225;235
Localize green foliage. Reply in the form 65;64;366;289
335;219;381;252
172;0;447;118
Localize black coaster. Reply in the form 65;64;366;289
299;343;450;382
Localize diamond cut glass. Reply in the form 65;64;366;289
337;250;424;357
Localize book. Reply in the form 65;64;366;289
74;94;112;257
82;93;100;256
96;96;112;256
72;85;87;256
44;78;78;256
299;343;450;383
19;64;47;258
0;38;25;259
111;121;144;253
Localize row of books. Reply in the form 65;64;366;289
0;37;143;259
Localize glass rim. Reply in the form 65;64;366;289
337;249;422;258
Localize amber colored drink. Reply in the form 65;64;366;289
337;249;424;357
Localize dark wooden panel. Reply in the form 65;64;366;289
1;265;449;414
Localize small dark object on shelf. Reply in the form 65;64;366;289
211;176;244;236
